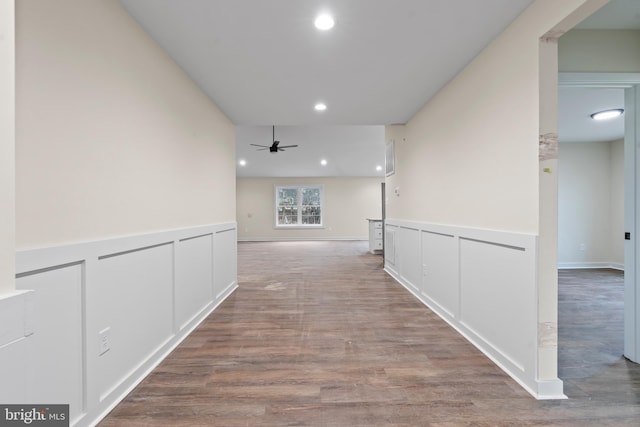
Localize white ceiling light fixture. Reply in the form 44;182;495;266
314;102;327;112
590;108;624;120
314;14;334;30
320;159;327;166
376;165;382;171
239;159;246;166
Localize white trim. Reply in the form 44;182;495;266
558;262;624;270
238;237;367;242
274;184;325;228
383;219;558;399
559;72;640;88
12;223;238;427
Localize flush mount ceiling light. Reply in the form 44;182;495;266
238;159;246;166
314;14;334;30
376;165;382;172
590;109;624;120
320;159;327;166
314;102;327;111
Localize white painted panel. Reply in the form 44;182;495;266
421;231;458;318
175;234;214;330
398;227;421;291
16;265;84;423
460;238;532;371
384;225;396;267
94;244;174;400
0;291;28;346
214;229;236;298
0;338;28;403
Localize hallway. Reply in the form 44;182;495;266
99;241;640;426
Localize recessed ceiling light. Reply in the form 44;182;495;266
239;159;246;166
320;159;327;166
590;109;624;120
314;103;327;111
376;165;382;171
314;14;334;30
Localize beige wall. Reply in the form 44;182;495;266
237;177;383;240
558;139;624;266
15;0;236;249
559;30;640;73
387;0;598;234
0;0;15;295
386;0;604;388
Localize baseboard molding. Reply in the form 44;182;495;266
88;282;236;427
238;237;367;242
8;222;238;427
558;262;624;271
384;218;563;400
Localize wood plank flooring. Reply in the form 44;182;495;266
99;241;640;426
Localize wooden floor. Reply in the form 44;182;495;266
99;241;640;426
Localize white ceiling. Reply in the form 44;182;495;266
558;87;625;143
118;0;637;177
558;0;640;144
575;0;640;29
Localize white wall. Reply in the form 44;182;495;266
15;0;236;249
385;220;539;397
559;30;640;73
237;177;383;241
14;224;237;426
0;0;15;295
558;139;624;268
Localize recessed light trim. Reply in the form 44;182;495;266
239;159;246;166
320;159;327;166
376;165;382;172
314;102;327;111
314;14;334;30
590;109;624;120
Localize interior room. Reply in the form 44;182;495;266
1;1;640;426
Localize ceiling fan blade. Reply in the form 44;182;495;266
250;143;269;148
254;147;269;151
278;145;298;148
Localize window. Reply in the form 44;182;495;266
275;185;323;227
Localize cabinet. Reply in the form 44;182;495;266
367;219;383;254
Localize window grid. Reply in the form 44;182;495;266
276;185;323;227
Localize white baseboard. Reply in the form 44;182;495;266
6;223;238;427
384;218;563;400
558;261;624;271
238;237;367;242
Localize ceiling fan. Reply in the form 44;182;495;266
250;126;298;153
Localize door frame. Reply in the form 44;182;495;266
558;72;640;363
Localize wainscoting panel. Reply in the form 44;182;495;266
11;222;238;427
214;228;237;299
398;227;421;292
16;264;84;425
0;291;32;404
384;219;546;399
421;231;458;319
175;234;214;330
459;237;534;376
384;224;397;269
94;243;174;401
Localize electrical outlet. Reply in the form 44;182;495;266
99;327;111;356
